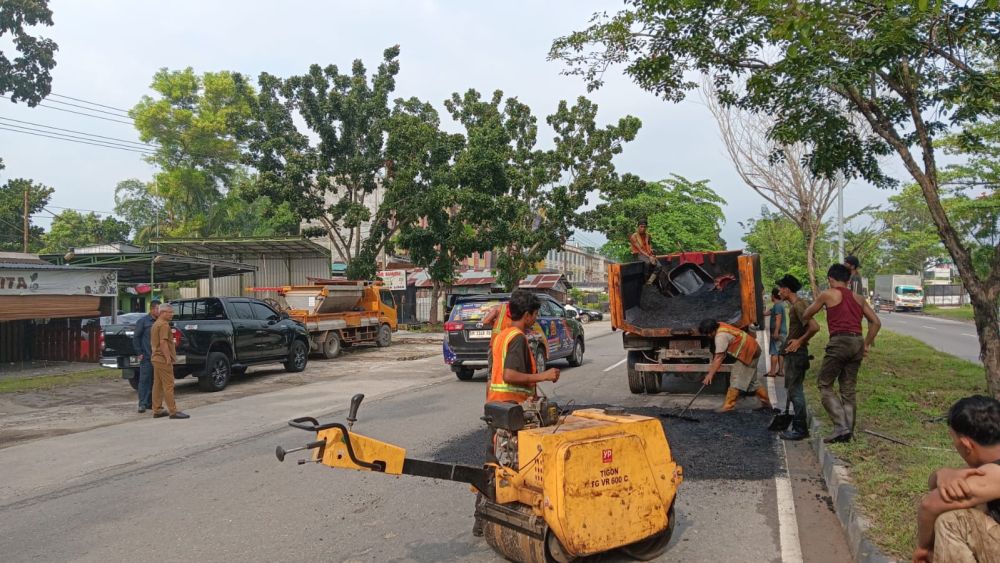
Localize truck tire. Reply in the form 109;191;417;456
127;375;139;390
198;351;231;392
376;324;392;348
322;332;341;359
566;338;584;367
284;339;309;372
643;372;661;394
627;350;645;394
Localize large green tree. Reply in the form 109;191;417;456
445;90;640;290
875;184;945;275
239;47;402;278
41;209;130;254
551;0;1000;394
585;174;726;263
0;0;57;107
741;208;816;293
0;167;52;252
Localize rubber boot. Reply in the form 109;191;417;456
754;386;773;411
716;388;739;413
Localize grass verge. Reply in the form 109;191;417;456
923;304;975;322
0;368;117;393
804;325;986;558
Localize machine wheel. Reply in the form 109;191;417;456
627;350;645;394
198;352;231;392
127;375;139;390
619;504;676;561
566;338;584;367
284;340;309;372
376;324;392;347
578;313;591;324
643;371;661;394
455;367;475;381
322;332;341;359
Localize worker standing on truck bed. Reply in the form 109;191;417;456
486;290;561;404
801;263;881;444
699;319;772;413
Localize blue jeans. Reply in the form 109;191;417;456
138;360;153;409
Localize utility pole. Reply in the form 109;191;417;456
22;185;29;253
837;183;845;263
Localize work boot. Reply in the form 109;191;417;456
169;412;190;419
754;387;773;411
152;410;169;418
716;388;739;413
780;429;810;441
823;432;852;444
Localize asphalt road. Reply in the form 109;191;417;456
0;323;850;562
876;311;981;364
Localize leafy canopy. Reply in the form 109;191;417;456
0;169;52;252
0;0;57;107
41;209;130;254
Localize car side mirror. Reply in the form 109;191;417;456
280;311;289;320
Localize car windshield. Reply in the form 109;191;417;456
897;287;923;296
450;300;505;321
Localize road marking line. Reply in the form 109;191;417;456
921;325;937;329
767;375;804;562
962;333;978;338
603;357;627;372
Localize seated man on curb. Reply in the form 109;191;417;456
913;395;1000;563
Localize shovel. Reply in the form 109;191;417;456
660;383;707;423
768;395;793;432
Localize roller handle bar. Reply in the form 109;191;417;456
286;418;385;472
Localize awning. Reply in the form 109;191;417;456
0;295;101;321
152;237;330;258
39;252;256;283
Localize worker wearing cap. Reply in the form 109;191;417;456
845;255;864;298
699;319;771;412
629;219;656;264
486;290;560;404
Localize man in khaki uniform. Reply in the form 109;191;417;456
699;319;771;412
150;303;189;419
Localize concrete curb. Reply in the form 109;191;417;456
809;417;897;563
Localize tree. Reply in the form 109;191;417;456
551;1;1000;395
875;184;944;275
0;0;57;107
741;208;815;293
0;170;52;252
704;82;847;297
41;209;130;253
113;178;164;246
585;174;726;263
444;89;640;290
239;47;402;278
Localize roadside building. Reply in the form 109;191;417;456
0;252;119;366
519;273;572;304
543;243;613;287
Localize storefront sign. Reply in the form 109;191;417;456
0;268;118;296
376;270;407;291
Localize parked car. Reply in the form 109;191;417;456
564;304;604;323
101;297;310;392
442;293;585;381
80;313;146;361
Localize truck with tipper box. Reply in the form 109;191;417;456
875;274;924;312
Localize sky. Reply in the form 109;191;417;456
0;0;896;250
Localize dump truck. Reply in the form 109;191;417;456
608;250;764;394
269;280;397;359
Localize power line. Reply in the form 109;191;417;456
1;95;135;125
0;126;155;155
49;93;131;114
47;204;117;215
0;214;25;235
39;96;131;118
0;117;157;149
0;123;156;154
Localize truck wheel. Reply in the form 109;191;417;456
619;503;675;560
627;350;645;394
198;352;231;392
284;340;309;372
128;375;139;390
455;367;475;381
566;338;584;367
322;333;341;359
376;324;392;348
643;372;661;394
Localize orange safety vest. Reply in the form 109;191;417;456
718;323;760;366
487;327;537;403
491;303;511;337
629;232;653;256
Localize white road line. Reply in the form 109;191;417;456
922;325;937;330
962;333;978;338
603;357;627;372
767;374;804;562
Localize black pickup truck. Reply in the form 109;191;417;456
101;297;311;392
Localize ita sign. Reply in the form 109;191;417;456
376;270;407;291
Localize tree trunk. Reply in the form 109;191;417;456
805;227;820;300
967;285;1000;398
429;281;442;325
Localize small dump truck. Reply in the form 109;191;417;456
609;250;764;394
271;281;397;359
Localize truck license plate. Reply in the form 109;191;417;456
469;330;491;339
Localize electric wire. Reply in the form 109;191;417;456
0;122;157;154
37;96;132;118
0;117;158;149
48;93;132;114
0;126;155;155
1;96;135;125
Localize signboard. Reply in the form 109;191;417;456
0;268;118;296
376;269;407;291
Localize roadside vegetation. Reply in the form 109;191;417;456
923;304;976;323
0;369;116;394
805;326;984;558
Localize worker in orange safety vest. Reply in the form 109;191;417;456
699;318;771;413
486;290;561;404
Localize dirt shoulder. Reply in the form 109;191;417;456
0;336;442;450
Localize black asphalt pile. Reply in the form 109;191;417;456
431;405;780;482
625;283;742;330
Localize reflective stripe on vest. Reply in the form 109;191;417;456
487;327;536;403
718;323;759;365
491;303;510;337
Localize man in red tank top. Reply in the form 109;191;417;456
801;263;881;443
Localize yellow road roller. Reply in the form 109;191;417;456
276;394;683;562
